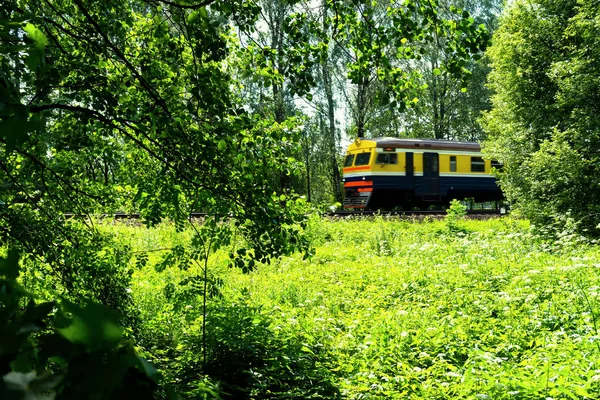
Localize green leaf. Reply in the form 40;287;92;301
0;249;20;280
0;113;41;151
23;23;48;49
187;11;199;23
25;49;44;70
56;300;123;351
217;140;226;151
432;68;441;76
134;356;160;381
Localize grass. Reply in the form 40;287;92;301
106;216;600;399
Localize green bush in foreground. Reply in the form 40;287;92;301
0;250;159;400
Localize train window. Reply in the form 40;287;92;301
344;154;355;167
376;153;398;164
491;160;504;171
450;156;457;172
355;152;371;166
430;154;438;171
471;157;485;172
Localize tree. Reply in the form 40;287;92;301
233;0;320;195
1;0;491;395
326;0;490;139
364;0;502;141
2;0;311;275
233;0;489;202
482;0;600;236
1;2;311;394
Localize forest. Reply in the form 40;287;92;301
1;0;600;398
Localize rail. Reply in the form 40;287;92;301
64;209;503;220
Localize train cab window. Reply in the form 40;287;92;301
344;154;355;167
450;156;457;172
355;152;371;166
376;153;398;165
491;160;504;172
471;157;485;172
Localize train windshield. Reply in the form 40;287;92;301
344;154;355;167
355;152;371;166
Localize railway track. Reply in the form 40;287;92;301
66;209;504;220
326;209;503;219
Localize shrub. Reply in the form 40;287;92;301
446;199;468;233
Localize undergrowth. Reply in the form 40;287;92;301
103;216;600;399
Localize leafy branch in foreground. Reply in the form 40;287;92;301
0;250;161;400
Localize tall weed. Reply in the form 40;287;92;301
104;216;600;399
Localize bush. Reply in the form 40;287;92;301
445;199;468;233
0;250;159;400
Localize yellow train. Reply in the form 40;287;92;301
342;138;503;210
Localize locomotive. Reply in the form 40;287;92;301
342;137;503;210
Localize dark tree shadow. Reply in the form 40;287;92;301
201;303;341;399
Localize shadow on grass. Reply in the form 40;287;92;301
202;302;341;399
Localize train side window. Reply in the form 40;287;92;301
376;153;398;164
450;156;457;172
491;160;504;171
471;157;485;172
344;154;355;167
355;152;371;166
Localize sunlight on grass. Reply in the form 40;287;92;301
105;216;600;399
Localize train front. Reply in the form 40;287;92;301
342;139;375;209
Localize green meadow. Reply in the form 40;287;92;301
106;217;600;399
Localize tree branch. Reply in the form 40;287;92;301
143;0;216;10
72;0;172;117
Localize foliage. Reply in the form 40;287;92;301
0;251;159;400
1;0;312;307
482;0;600;237
445;198;468;232
233;0;492;138
320;0;492;138
300;117;344;206
343;0;502;141
2;0;314;395
392;0;502;141
202;301;340;399
110;217;600;398
1;0;499;396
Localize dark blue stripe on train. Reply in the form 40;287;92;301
344;175;501;197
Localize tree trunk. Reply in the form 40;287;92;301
268;2;288;191
322;0;342;203
356;79;368;138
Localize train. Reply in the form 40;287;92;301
342;137;503;210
